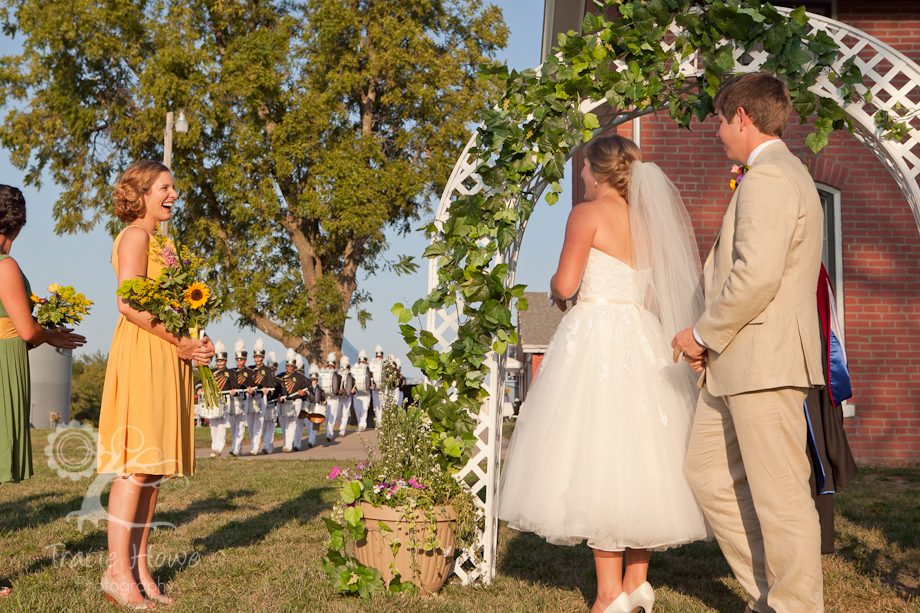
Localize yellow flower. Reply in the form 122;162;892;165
30;293;40;303
184;282;210;309
47;283;61;293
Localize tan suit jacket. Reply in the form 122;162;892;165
696;140;825;397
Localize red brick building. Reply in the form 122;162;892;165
542;0;920;464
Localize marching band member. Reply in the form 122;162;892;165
336;355;356;436
353;350;372;432
209;341;233;458
228;339;254;457
319;352;343;439
394;358;406;407
368;345;384;426
292;354;307;451
279;350;310;452
309;364;328;444
248;338;277;455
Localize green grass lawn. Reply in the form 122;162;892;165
0;429;916;612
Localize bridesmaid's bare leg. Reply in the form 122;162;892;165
623;548;651;594
591;548;624;613
134;476;173;603
106;475;154;607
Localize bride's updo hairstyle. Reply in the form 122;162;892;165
113;160;170;223
584;135;642;199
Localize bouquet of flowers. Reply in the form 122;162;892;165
116;231;223;408
31;284;93;327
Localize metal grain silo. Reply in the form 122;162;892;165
28;344;72;428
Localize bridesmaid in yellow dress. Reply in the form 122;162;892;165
97;161;214;609
0;185;86;599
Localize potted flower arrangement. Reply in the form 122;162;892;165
322;360;477;598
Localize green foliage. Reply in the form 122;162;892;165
0;0;508;362
400;0;908;474
70;350;107;426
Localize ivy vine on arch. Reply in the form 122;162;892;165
394;0;907;471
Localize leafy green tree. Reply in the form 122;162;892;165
70;350;107;426
0;0;507;360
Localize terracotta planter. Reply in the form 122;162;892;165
355;502;457;596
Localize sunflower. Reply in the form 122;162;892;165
184;282;210;309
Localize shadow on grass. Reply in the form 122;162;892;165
498;530;745;612
834;467;920;600
154;488;258;527
0;491;89;532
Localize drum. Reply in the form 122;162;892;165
353;364;371;393
198;401;225;420
318;370;335;396
297;402;325;424
279;399;300;418
227;392;249;416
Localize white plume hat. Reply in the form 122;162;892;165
215;340;227;360
309;363;319;376
234;338;247;359
358;349;367;359
285;347;297;365
375;344;383;355
326;352;337;364
340;355;350;367
253;337;265;356
395;358;402;368
295;354;304;369
267;350;277;367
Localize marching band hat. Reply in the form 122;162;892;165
234;339;247;359
326;351;337;365
340;355;350;368
358;349;367;361
375;344;383;357
266;350;276;368
309;363;320;377
395;358;402;369
253;338;266;357
285;348;297;366
215;340;228;361
295;354;304;371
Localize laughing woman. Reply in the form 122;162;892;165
0;184;86;598
97;161;214;609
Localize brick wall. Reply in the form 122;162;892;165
568;0;920;463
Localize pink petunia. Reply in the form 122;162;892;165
328;466;342;480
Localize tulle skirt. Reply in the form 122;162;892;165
498;301;710;551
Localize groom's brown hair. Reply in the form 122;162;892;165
714;72;791;137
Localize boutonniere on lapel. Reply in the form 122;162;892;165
729;164;750;191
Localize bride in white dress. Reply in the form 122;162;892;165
498;135;710;613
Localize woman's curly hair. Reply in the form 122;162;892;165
0;185;26;236
585;135;642;199
113;160;170;223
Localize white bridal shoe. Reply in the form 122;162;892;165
603;591;633;613
628;582;655;613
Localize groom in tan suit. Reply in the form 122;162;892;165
672;72;826;613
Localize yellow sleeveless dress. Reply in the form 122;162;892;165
97;228;195;477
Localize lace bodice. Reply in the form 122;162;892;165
578;248;652;304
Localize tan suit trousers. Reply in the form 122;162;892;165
684;386;823;613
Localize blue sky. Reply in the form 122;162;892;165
2;1;572;379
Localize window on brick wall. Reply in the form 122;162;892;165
817;183;854;417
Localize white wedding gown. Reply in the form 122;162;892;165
499;248;710;551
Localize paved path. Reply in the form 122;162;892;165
196;427;511;462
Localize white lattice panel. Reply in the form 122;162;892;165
429;9;920;584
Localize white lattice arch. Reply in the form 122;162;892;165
430;10;920;585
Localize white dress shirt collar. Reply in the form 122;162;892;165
747;138;782;167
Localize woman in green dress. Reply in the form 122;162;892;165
0;185;86;597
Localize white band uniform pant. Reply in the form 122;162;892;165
354;392;370;430
326;396;346;437
683;385;822;613
208;414;227;454
246;395;273;454
227;395;251;456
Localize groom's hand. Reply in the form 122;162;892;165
672;328;706;364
